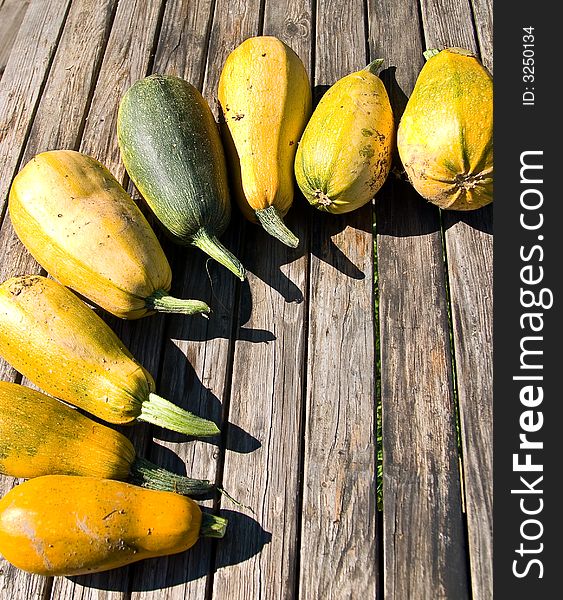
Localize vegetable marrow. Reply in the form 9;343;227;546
8;149;209;319
0;475;227;576
117;74;245;279
295;60;394;213
0;381;215;497
397;48;493;210
218;36;312;247
0;275;219;437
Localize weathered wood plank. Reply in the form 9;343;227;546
419;2;494;598
419;0;477;51
77;0;165;178
444;206;493;600
297;1;378;598
0;0;71;230
470;0;493;71
123;1;232;598
152;0;215;84
368;0;470;597
210;1;312;598
173;2;266;599
47;1;167;598
0;1;128;599
0;0;30;80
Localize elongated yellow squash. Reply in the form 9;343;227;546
295;60;394;214
0;381;215;496
8;150;209;319
0;476;226;576
0;275;219;437
218;36;312;247
397;48;493;210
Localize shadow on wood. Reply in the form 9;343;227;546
150;339;261;453
379;66;409;123
151;208;250;342
246;198;368;290
442;202;493;235
153;419;261;455
372;65;443;239
165;301;277;344
375;176;442;237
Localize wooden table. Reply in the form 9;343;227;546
0;0;493;598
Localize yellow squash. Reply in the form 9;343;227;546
0;475;227;576
0;381;214;496
8;150;209;319
218;36;312;247
0;381;133;480
295;60;394;214
0;275;219;437
397;48;493;210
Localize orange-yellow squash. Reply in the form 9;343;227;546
218;36;312;247
8;149;209;319
0;475;227;576
0;381;214;496
295;60;394;214
0;275;219;437
397;48;493;210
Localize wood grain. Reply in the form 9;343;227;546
210;1;312;598
152;0;215;85
420;2;494;598
470;0;493;71
369;0;470;598
297;1;378;598
444;207;493;600
0;0;70;226
0;0;30;80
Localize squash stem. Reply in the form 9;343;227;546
139;393;220;437
192;228;246;281
255;206;299;248
130;456;215;496
364;58;384;75
423;48;440;61
200;512;228;538
145;290;211;316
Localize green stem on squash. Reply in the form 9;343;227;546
139;392;220;437
145;289;210;316
423;48;440;61
255;206;299;248
200;512;228;538
364;58;384;75
192;228;246;281
130;456;215;496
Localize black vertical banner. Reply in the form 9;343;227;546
494;2;560;596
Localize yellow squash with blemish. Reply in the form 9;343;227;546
8;150;209;319
0;275;219;437
0;476;227;576
295;60;394;214
0;381;134;480
397;48;493;210
0;381;215;496
218;36;312;247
